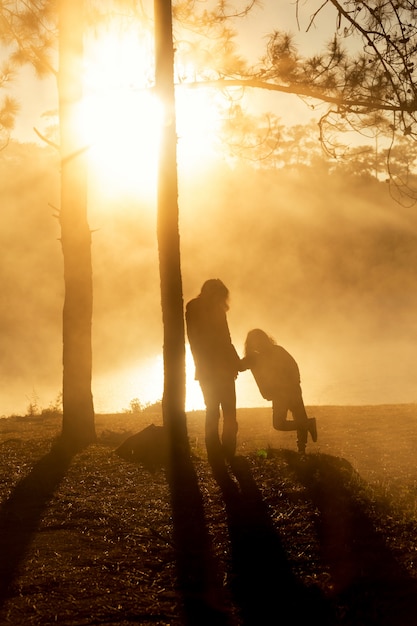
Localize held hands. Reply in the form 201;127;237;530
238;357;249;372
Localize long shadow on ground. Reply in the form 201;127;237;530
0;442;73;608
210;456;332;625
118;424;233;625
280;450;417;626
167;445;234;625
119;430;417;625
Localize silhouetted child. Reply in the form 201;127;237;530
240;328;317;455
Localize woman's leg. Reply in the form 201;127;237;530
199;380;222;462
220;378;238;460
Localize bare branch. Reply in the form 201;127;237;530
33;126;59;150
182;77;417;114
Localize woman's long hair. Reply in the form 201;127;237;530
199;278;229;310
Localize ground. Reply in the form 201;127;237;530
1;405;417;625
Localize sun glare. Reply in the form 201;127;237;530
80;27;160;199
176;86;224;172
82;88;161;199
78;23;224;199
93;348;205;414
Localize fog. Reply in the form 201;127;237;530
2;141;417;416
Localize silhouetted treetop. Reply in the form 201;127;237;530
3;0;417;200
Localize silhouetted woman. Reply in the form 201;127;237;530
186;279;241;463
240;329;317;455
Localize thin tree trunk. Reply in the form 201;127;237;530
154;0;187;446
58;0;96;448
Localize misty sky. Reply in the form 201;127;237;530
2;2;417;416
10;1;337;145
2;137;417;416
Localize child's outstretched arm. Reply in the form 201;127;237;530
239;356;252;371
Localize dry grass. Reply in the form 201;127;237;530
1;405;417;625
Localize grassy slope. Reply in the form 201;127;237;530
0;405;417;625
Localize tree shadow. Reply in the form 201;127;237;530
209;455;331;625
119;426;330;624
118;427;417;625
165;431;234;626
279;450;417;626
0;440;74;608
117;423;234;624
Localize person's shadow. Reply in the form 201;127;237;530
121;428;330;624
117;423;235;624
116;427;417;625
209;455;331;625
278;450;417;626
0;442;74;607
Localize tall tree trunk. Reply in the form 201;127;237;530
58;0;96;449
154;0;187;446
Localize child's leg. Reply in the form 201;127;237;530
291;390;317;443
296;428;308;454
272;400;296;431
273;398;307;453
288;391;309;452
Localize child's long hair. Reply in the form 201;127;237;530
244;329;276;356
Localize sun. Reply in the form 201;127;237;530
92;348;205;414
82;86;161;200
80;26;160;200
79;23;224;200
